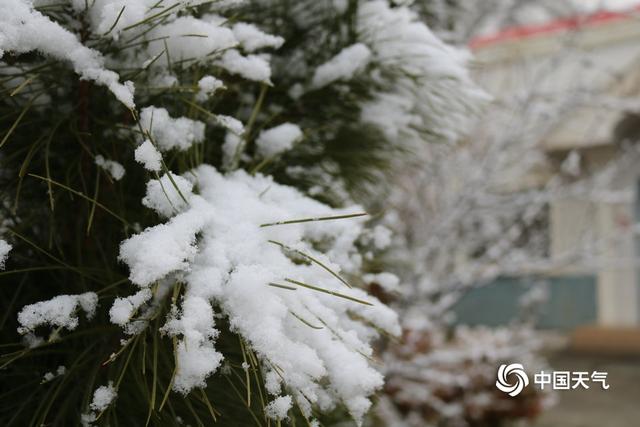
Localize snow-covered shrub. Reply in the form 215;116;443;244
0;0;485;425
374;326;553;427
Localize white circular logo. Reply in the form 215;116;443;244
496;363;529;397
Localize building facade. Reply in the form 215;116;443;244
456;7;640;334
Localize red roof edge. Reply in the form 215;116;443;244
469;5;640;50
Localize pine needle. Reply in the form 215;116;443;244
121;2;181;31
198;389;219;423
102;5;126;36
9;229;102;283
9;74;37;97
159;283;182;413
223;376;264;427
260;212;367;227
230;84;268;170
239;338;251;407
290;311;323;330
86;168;101;235
267;282;297;291
27;174;130;227
268;240;353;288
158;338;178;412
283;278;373;306
183;396;205;427
0;95;37;148
145;327;159;426
101;337;136;366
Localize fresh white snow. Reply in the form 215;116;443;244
116;165;400;423
134;140;163;172
196;75;224;101
95;155;125;181
232;22;285;52
311;43;372;89
139;107;205;152
0;0;135;107
265;395;293;420
17;292;98;335
0;239;11;269
255;123;303;157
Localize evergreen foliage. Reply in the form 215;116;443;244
0;1;483;426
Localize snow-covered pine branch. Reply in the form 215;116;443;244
1;0;489;425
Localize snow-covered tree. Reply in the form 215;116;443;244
372;1;640;425
0;1;484;425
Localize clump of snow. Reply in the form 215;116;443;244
162;295;224;392
372;224;392;249
23;333;43;348
311;43;371;89
215;115;245;136
116;165;400;422
95;155;125;181
363;272;400;293
222;132;242;168
232;23;285;52
151;73;179;88
255;123;303;157
42;365;66;383
141;173;194;218
17;292;98;335
359;92;418;142
119;205;210;287
0;239;11;269
139;107;205;152
59;0;208;43
134;140;163;172
78;0;152;40
0;0;135;107
288;83;304;100
111;279;175;336
219;49;273;83
265;370;282;395
80;412;96;426
90;382;117;411
77;1;218;42
196;75;224;101
81;382;117;426
109;289;152;326
147;16;237;64
265;395;292;420
141;14;282;84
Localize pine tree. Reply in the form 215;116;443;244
0;1;483;425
